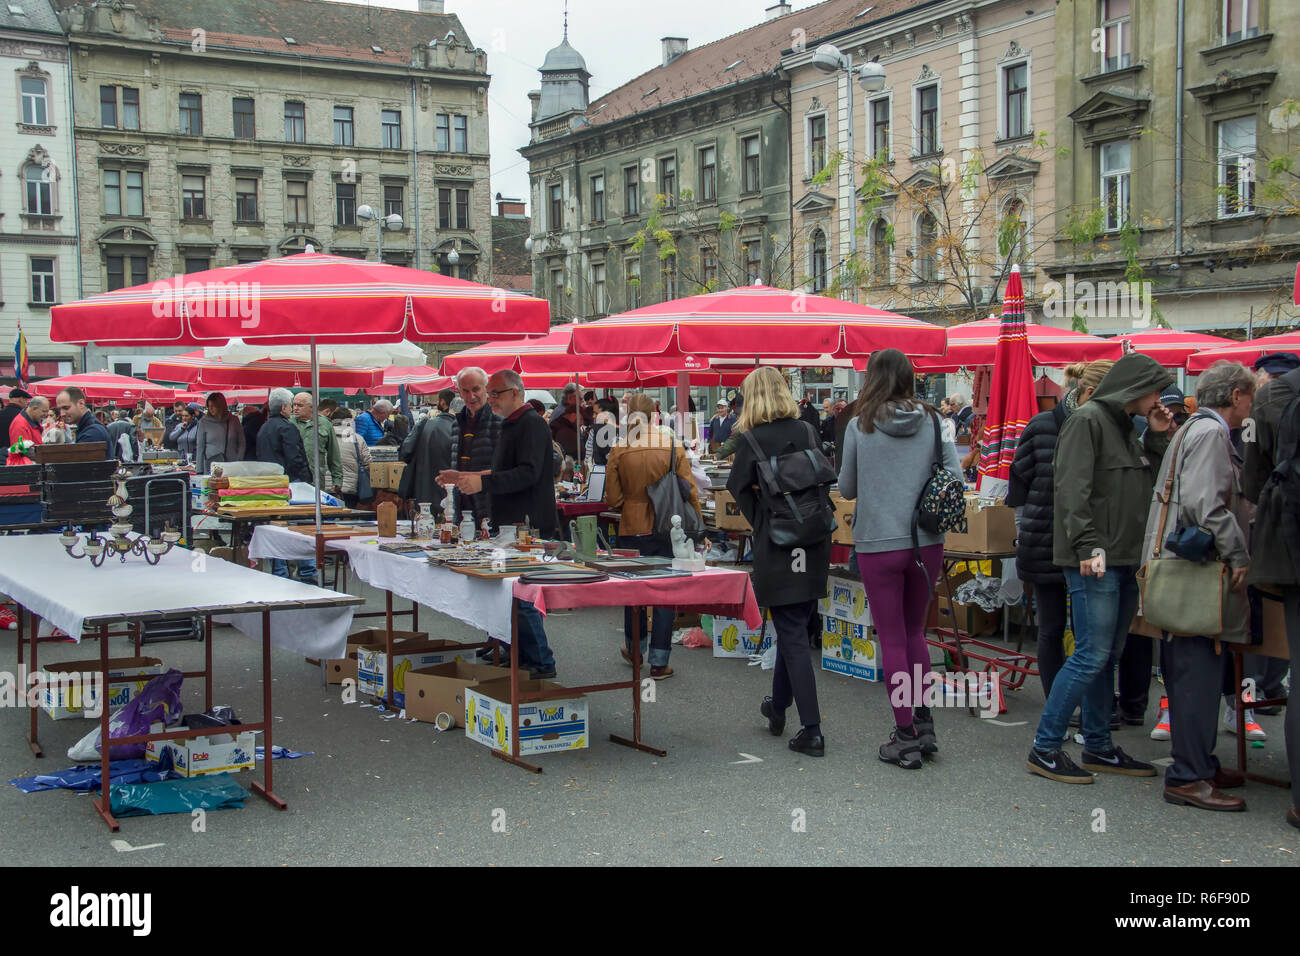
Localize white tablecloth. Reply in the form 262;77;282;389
248;523;338;561
326;537;516;641
0;534;358;657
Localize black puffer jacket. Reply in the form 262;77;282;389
1006;400;1069;584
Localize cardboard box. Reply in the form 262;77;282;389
465;678;589;755
368;462;387;489
145;730;256;777
829;491;855;546
406;661;508;726
712;613;771;658
935;595;999;636
356;636;476;706
40;656;164;720
324;632;384;685
820;617;881;681
711;489;752;532
818;570;871;627
943;499;1016;554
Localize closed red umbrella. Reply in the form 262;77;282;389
976;266;1040;498
49;252;550;347
1185;331;1300;372
148;351;383;389
30;371;176;403
1117;328;1235;367
901;317;1121;372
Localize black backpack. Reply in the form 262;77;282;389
741;422;838;548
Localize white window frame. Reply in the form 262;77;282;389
29;255;56;304
25;163;52;215
913;80;942;157
1222;0;1260;44
809;229;828;293
20;75;47;126
997;58;1031;140
914;210;939;282
806;112;828;178
867;93;892;161
1100;0;1132;73
591;261;606;315
1217;116;1256;218
999;196;1032;268
590;173;605;222
103;168;122;216
869;217;892;285
1100;139;1131;232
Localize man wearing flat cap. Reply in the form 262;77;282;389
1254;352;1300;383
0;387;30;442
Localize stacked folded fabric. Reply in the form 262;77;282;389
216;475;291;511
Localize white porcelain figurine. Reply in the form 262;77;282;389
670;514;705;572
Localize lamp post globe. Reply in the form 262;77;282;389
810;43;847;73
356;204;378;223
858;60;886;92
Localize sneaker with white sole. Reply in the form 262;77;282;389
1026;747;1095;784
1080;745;1158;776
1151;697;1171;741
1224;698;1267;741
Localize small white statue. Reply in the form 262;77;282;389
670;514;705;572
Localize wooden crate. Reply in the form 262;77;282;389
34;442;107;463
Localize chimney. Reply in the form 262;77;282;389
496;196;526;218
419;0;446;12
661;37;688;67
765;1;791;19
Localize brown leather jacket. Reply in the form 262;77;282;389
605;428;702;537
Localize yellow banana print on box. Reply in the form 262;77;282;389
852;588;867;620
721;623;740;653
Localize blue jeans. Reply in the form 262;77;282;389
271;558;318;584
515;600;555;673
620;533;675;667
1033;565;1138;754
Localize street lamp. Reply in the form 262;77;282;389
356;203;404;261
811;44;886;299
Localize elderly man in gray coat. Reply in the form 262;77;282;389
1141;361;1255;813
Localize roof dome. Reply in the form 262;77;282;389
541;38;587;73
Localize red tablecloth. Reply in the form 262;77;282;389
513;566;761;627
556;500;609;519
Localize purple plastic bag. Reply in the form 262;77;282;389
76;669;185;761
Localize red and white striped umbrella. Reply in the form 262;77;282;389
1185;332;1300;372
1117;328;1235;367
148;351;383;389
898;318;1121;372
29;371;176;403
977;266;1040;497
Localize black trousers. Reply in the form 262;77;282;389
1033;580;1068;698
1118;633;1155;718
769;600;821;729
1160;636;1225;786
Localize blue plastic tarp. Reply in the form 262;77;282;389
9;759;170;794
109;773;250;817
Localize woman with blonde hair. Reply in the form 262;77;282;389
727;367;832;756
605;391;702;679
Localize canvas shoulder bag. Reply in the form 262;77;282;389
1136;416;1230;637
645;436;704;539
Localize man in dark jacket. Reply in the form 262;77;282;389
445;369;558;679
1027;353;1174;785
398;406;454;510
55;387;112;457
443;367;500;526
0;387;30;442
241;404;267;460
163;400;185;451
549;383;588;461
255;388;312;483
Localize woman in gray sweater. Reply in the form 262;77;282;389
838;349;962;770
194;392;246;473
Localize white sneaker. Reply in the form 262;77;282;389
1150;698;1171;741
1223;705;1267;741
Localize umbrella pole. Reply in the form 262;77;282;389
675;371;689;446
311;338;322;586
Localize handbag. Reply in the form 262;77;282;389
911;413;967;577
1136;416;1230;637
353;435;374;502
645;436;704;539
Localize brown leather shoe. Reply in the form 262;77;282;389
1287;807;1300;830
1212;767;1245;789
1164;780;1246;812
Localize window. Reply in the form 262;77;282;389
659;156;676;207
102;169;143;216
285;179;309;225
179;93;202;135
232;97;255;139
453;114;467;153
916;211;938;282
1003;63;1028;139
917;85;939;155
590;174;604;222
742;135;760;193
1000;200;1029;265
1223;0;1260;43
549;182;562;230
103;169;121;216
382;110;402;149
435;113;468;152
810;230;828;293
336;182;356;225
106;255;147;291
871;219;891;283
383;184;403;219
235;177;259;221
625;257;640;307
1101;0;1131;72
122;87;139;130
1100;139;1131;230
184;257;210;274
870;97;891;159
25;164;51;214
333;106;354;146
701;250;718;290
20;76;46;125
455;188;469;230
663;255;677;301
1218;117;1256;217
699;146;717;201
743;240;761;284
809;115;827;175
29;257;54;304
592;262;606;314
182;174;206;219
624;165;639;216
284;101;305;142
438;187;470;230
100;85;116;128
435;113;449;151
550;267;564;315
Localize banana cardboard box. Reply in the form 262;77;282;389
711;613;772;658
40;656;164;720
820;616;881;682
145;731;256;777
817;571;871;628
355;637;475;707
464;678;589;756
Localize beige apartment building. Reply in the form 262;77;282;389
784;0;1057;325
52;0;493;373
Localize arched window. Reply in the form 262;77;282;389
25;163;52;215
871;219;891;284
916;211;937;282
999;198;1029;267
810;229;827;293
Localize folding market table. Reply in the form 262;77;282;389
0;534;361;831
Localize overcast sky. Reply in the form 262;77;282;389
373;0;790;211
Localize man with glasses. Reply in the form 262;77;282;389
442;369;559;679
440;366;500;527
